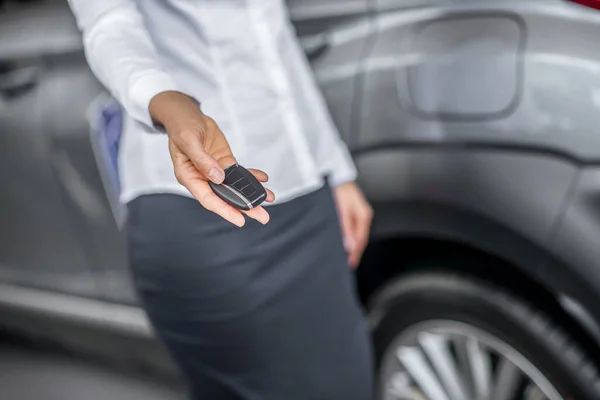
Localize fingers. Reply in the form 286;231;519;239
171;139;274;225
243;206;270;225
198;190;270;226
241;169;272;223
337;205;354;257
347;221;360;269
248;169;269;182
171;160;245;227
338;201;373;268
182;179;271;227
248;169;275;203
349;214;370;268
216;155;238;170
349;206;373;268
196;185;246;227
173;165;270;227
265;188;276;203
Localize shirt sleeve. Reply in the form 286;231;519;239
327;138;358;188
67;0;181;128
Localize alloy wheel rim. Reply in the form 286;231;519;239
379;320;563;400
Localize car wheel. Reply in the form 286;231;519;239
368;271;600;400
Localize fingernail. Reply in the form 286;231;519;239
209;168;225;184
234;218;245;228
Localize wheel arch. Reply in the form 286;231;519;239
358;202;600;363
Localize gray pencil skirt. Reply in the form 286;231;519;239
126;184;374;400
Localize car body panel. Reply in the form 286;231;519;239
0;2;98;297
547;167;600;342
40;2;133;304
358;0;600;160
357;148;578;280
289;0;373;144
352;0;600;344
2;0;600;366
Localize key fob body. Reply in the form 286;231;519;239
208;164;267;210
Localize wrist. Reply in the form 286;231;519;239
149;91;201;131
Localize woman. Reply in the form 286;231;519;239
68;1;374;399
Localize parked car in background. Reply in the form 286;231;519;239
2;0;600;398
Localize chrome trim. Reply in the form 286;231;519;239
251;191;267;206
222;183;253;209
380;320;563;400
559;294;600;345
0;283;153;338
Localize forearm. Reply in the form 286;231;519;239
68;0;180;127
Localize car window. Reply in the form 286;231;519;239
1;0;45;10
0;0;81;63
287;0;369;20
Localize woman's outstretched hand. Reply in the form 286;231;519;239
149;91;275;227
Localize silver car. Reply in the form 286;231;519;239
2;0;600;398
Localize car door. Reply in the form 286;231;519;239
37;0;134;305
286;0;374;145
0;0;99;297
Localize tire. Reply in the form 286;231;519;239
368;271;600;400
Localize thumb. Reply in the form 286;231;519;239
176;135;225;184
193;148;226;184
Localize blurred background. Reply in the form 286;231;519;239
2;0;600;399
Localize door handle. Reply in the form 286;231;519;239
0;66;41;98
301;33;331;62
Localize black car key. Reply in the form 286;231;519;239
208;164;267;211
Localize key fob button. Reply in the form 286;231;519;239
241;186;257;197
232;178;249;190
208;164;268;211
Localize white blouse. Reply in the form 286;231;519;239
67;0;357;204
